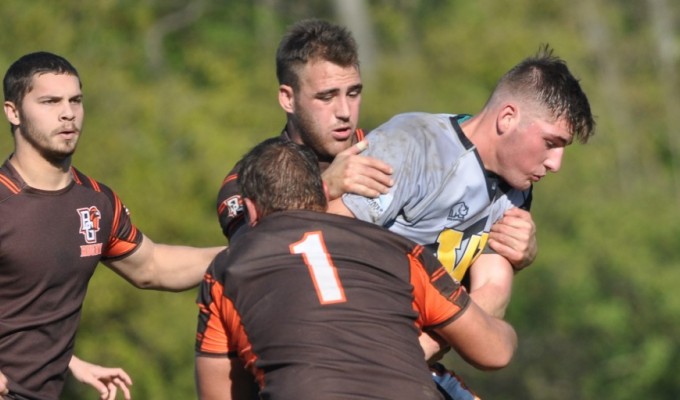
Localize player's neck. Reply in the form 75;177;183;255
460;113;496;172
10;147;73;190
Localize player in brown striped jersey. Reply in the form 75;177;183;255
216;18;393;240
0;52;224;400
214;19;538;400
196;138;516;400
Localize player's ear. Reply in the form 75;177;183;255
244;198;260;226
496;102;518;135
278;84;295;114
3;101;20;126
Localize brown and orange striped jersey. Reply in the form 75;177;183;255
215;127;365;240
196;210;470;400
0;160;143;400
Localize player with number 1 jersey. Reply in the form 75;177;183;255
196;210;470;400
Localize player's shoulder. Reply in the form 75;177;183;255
70;167;119;200
373;112;459;140
0;162;22;202
384;112;459;126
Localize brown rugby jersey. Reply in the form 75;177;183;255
0;160;143;400
215;127;365;240
196;210;470;400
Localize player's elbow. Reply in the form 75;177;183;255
476;346;515;371
464;350;513;372
470;335;517;371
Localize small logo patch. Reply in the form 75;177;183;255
224;195;243;218
447;202;469;221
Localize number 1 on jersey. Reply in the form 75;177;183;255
290;231;347;304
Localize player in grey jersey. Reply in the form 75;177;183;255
329;45;595;399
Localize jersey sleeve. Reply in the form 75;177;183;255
196;263;233;356
408;245;471;329
99;186;143;260
341;113;428;226
216;162;247;240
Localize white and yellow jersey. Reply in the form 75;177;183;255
342;112;532;282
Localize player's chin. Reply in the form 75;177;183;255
512;179;533;191
327;141;353;157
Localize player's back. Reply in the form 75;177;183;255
221;210;444;400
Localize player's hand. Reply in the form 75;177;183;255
0;369;9;400
488;208;537;271
322;140;393;200
69;356;133;400
419;331;450;364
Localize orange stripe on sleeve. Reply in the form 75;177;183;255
87;176;101;192
222;173;238;186
70;167;82;185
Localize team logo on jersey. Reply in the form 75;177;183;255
224;195;243;218
435;218;489;281
78;206;103;257
447;202;469;221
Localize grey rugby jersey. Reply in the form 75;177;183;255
342;112;531;281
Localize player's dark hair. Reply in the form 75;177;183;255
238;137;327;218
493;44;595;143
276;18;359;91
3;51;81;106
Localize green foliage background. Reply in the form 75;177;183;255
2;1;679;399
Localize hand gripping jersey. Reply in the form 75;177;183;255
0;161;143;400
216;127;365;240
196;210;470;400
342;113;532;282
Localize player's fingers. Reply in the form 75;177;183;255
348;174;395;198
342;141;394;174
355;139;368;153
504;207;531;218
356;155;393;175
104;382;117;400
114;377;132;400
488;238;521;262
113;369;132;386
339;139;369;157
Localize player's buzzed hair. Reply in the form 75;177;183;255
276;18;360;91
489;44;595;144
238;137;327;217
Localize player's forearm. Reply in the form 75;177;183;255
108;237;225;291
147;244;225;291
468;254;514;318
470;283;511;319
441;301;517;370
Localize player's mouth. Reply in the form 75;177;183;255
331;126;352;141
57;127;80;139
